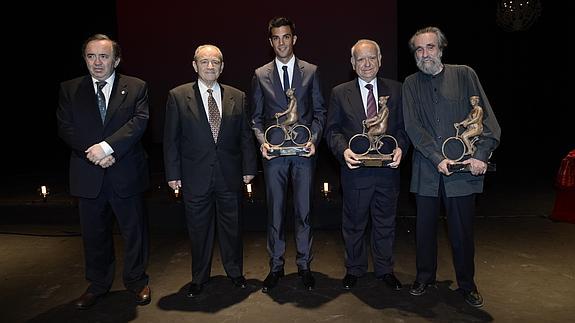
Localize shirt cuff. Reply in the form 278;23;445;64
99;141;114;156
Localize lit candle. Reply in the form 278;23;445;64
246;183;252;193
41;185;47;195
323;182;329;192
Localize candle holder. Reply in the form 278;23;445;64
321;182;331;200
38;185;49;202
245;183;254;203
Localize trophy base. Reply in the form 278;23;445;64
359;155;393;167
448;162;497;173
268;146;310;157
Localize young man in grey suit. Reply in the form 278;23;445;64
164;44;257;298
251;17;327;292
57;34;151;309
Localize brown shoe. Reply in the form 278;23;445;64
74;292;99;309
135;285;151;305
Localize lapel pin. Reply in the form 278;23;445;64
121;90;126;95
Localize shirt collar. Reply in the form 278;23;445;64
92;73;115;88
275;55;296;72
197;80;220;94
358;77;377;90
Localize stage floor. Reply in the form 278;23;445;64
2;215;574;322
1;168;573;322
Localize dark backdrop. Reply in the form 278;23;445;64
5;0;570;188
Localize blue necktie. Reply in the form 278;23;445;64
96;81;107;123
365;83;377;118
282;65;290;92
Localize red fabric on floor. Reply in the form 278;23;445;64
551;149;575;223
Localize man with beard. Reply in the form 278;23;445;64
402;27;501;308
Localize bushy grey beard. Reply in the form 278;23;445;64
416;55;443;75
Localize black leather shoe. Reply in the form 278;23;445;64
135;285;151;305
342;274;358;290
74;291;100;309
463;290;484;308
186;283;203;298
378;273;402;291
409;281;434;296
262;270;284;293
298;270;315;290
230;275;247;289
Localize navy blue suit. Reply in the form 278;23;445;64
325;77;409;277
251;59;326;271
57;73;150;295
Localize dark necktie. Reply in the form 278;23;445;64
207;89;221;142
365;83;377;118
96;81;107;123
282;65;290;92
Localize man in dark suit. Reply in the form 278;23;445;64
164;44;257;298
251;17;327;292
325;39;409;291
57;34;151;309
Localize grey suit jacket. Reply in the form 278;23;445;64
250;58;326;147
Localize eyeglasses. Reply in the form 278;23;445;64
197;59;222;67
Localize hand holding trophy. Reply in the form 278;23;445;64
347;96;398;167
264;88;312;156
441;96;495;172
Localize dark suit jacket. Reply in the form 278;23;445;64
250;59;326;146
325;77;410;189
163;82;257;196
57;74;150;198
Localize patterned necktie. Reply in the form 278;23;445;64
96;81;107;123
365;83;377;118
207;88;221;142
282;65;290;92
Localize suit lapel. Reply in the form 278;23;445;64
79;76;105;126
267;61;288;105
103;74;128;126
219;85;235;141
376;77;391;101
187;82;204;120
188;82;212;132
292;59;304;101
346;80;368;123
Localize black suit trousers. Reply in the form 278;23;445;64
79;174;149;295
414;178;477;292
341;182;398;277
184;160;243;284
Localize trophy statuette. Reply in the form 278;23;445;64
264;88;312;156
348;95;398;167
441;95;496;172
